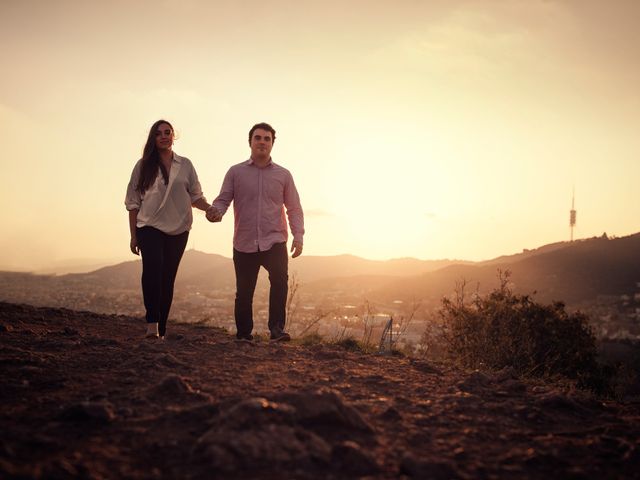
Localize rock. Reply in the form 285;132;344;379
457;371;492;393
191;392;374;474
60;401;116;423
536;392;588;415
271;347;287;357
194;423;331;472
410;359;443;375
152;374;193;395
332;366;347;376
331;440;381;475
500;378;527;393
400;454;461;479
312;348;343;360
379;406;402;421
159;353;188;368
166;333;185;341
523;450;569;469
271;388;374;433
147;374;211;404
223;397;296;429
117;407;134;418
495;366;517;382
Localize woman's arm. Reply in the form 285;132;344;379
129;209;140;255
191;197;211;211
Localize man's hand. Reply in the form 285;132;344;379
206;206;222;222
291;240;303;258
130;237;139;255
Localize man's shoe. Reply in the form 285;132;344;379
235;334;254;344
270;332;291;342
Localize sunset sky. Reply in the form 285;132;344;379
1;0;638;272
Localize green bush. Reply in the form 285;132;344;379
439;272;607;392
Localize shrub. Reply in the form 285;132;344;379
438;271;606;392
299;332;324;347
334;336;376;354
334;336;364;352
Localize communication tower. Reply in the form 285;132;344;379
569;188;577;242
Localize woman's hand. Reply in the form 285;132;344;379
206;206;222;222
130;237;140;255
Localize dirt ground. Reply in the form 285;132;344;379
1;301;639;479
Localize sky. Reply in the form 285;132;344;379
1;0;639;272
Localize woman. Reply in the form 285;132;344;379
125;120;211;339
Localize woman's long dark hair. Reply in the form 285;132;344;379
136;119;173;194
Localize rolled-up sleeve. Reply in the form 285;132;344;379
212;168;235;217
187;164;205;204
284;172;305;244
124;162;142;211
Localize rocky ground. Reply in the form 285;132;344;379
0;301;639;479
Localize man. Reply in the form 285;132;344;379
207;122;304;342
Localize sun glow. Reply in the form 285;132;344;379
0;1;639;271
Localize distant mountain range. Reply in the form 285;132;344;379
61;250;469;291
2;233;639;307
376;233;640;305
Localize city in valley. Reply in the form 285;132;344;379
1;232;639;351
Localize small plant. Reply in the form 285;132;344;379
299;332;324;347
333;336;377;354
286;272;300;332
361;300;375;348
335;336;363;352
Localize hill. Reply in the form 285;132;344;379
378;233;640;305
68;232;640;304
1;302;638;479
62;251;463;290
0;234;638;333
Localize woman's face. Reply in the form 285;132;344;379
155;123;174;151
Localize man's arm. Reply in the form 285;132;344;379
207;168;234;222
284;172;304;258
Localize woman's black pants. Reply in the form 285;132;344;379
136;226;189;337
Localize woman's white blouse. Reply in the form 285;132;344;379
125;153;205;235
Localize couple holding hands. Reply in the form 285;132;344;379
125;120;304;343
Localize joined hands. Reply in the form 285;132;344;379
206;206;222;223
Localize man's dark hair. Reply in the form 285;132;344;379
248;122;276;143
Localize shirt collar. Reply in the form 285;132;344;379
248;157;273;167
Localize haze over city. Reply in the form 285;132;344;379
1;0;638;272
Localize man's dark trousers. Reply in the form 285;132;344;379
233;242;288;338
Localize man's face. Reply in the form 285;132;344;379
249;128;273;159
